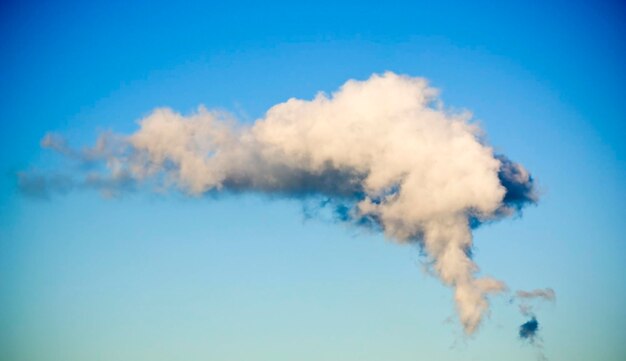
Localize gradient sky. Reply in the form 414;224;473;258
1;1;625;360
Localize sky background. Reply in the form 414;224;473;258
1;1;625;360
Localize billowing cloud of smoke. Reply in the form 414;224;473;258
19;72;538;334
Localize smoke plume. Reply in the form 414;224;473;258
19;72;537;334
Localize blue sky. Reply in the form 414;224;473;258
1;1;625;360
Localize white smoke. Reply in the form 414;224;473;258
19;72;537;334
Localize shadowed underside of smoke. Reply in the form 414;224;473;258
18;72;538;334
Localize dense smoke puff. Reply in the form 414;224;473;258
519;317;539;341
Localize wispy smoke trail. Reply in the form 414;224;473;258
516;288;556;302
515;287;556;317
19;72;538;334
514;288;555;359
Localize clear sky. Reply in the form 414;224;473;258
1;1;625;360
